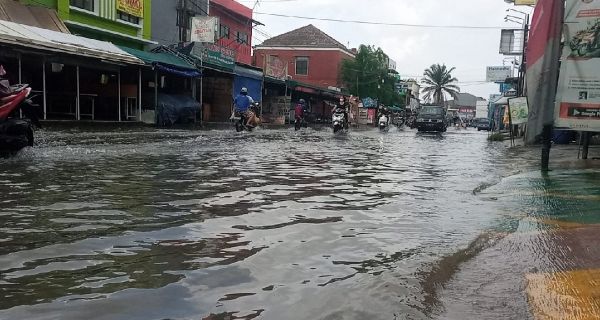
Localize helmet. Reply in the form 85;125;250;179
299;99;305;104
241;87;248;94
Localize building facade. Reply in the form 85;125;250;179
151;0;208;46
253;24;355;90
209;0;256;65
20;0;153;49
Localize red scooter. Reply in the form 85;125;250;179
0;83;40;154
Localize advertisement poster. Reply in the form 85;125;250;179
265;55;288;80
508;97;529;124
190;17;218;43
116;0;144;18
555;0;600;131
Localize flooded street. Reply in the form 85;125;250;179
0;127;598;319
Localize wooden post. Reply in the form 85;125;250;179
18;55;22;119
154;70;158;114
118;71;121;122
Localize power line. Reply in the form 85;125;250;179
253;12;506;30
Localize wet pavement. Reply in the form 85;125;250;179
0;126;599;320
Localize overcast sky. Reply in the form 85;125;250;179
238;0;532;101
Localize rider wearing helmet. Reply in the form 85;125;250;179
234;87;253;125
332;96;349;128
295;99;307;121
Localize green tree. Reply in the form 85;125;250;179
421;64;460;105
340;45;404;106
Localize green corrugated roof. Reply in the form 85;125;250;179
118;46;196;70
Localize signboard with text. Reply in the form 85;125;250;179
190;17;218;43
515;0;537;5
555;0;600;131
486;66;512;82
117;0;144;18
191;43;236;71
508;97;529;124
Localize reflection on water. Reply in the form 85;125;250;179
0;127;578;319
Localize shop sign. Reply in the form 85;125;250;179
191;43;236;71
486;66;512;82
190;17;218;43
515;0;537;5
508;97;529;124
117;0;144;18
265;55;287;80
555;0;600;131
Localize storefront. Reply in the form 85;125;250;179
0;20;143;122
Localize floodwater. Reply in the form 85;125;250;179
0;126;597;320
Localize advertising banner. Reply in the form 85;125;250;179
117;0;143;18
265;55;288;80
555;0;600;131
508;97;529;124
190;17;218;43
486;66;512;82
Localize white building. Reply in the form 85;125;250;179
476;99;489;118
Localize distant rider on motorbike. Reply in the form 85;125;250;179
295;99;308;122
332;96;349;129
378;104;390;125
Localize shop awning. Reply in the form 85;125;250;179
234;64;263;81
118;46;202;78
0;0;70;33
0;20;142;65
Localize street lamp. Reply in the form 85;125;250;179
506;8;528;16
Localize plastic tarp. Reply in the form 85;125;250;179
233;65;262;102
361;97;377;108
152;93;200;127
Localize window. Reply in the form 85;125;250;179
219;24;230;39
236;31;248;44
295;57;309;76
70;0;94;12
117;10;140;25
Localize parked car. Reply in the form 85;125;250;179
416;106;447;132
475;118;491;131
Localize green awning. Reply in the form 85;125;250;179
118;46;196;70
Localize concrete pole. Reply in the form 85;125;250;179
541;125;552;171
18;55;22;119
154;70;158;114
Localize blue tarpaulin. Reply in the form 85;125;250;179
233;65;262;102
361;97;377;108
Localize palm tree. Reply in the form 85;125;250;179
421;64;460;106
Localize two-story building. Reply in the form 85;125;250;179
254;24;355;90
254;24;354;122
20;0;154;49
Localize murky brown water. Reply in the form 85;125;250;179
0;127;594;320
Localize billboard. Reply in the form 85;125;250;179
554;0;600;131
190;17;218;43
117;0;144;18
486;66;512;82
508;97;529;124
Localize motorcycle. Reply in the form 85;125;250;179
378;114;389;131
294;115;307;131
234;103;261;132
0;83;41;155
332;108;347;133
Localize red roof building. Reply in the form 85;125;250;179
254;24;355;90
